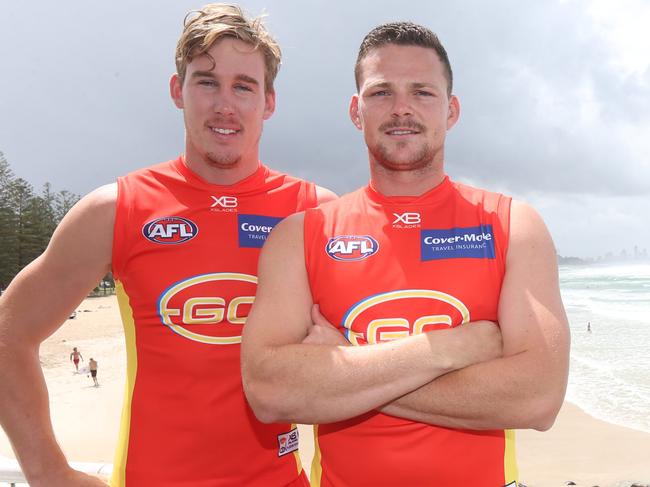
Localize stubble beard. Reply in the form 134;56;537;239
370;140;435;173
204;150;241;169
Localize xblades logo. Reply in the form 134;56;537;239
210;195;238;212
393;212;421;227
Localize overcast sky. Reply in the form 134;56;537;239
1;0;649;258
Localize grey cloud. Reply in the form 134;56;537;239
1;0;648;257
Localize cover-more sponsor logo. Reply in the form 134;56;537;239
210;195;238;212
392;211;421;228
157;273;257;345
238;214;283;248
341;289;470;345
142;216;198;244
326;235;379;261
421;225;496;261
276;428;299;457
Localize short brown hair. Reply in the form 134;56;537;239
175;3;281;93
354;22;453;96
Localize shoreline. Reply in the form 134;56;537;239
1;295;649;487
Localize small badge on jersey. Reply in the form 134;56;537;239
326;235;379;261
277;427;299;457
421;225;495;261
210;195;238;213
142;216;198;244
238;214;282;248
392;211;421;229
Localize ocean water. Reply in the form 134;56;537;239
561;263;650;433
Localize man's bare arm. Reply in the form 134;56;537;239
380;201;570;431
241;213;502;425
0;184;116;487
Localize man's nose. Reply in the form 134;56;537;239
390;92;413;118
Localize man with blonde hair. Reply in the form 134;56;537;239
0;4;333;486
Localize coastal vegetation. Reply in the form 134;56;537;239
0;152;82;289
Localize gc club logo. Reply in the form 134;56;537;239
157;273;257;345
341;289;470;345
142;216;198;244
325;235;379;261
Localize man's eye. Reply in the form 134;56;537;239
415;90;433;96
235;84;253;92
371;90;389;96
198;80;216;87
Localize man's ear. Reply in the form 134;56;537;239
263;89;276;120
446;94;460;130
170;73;184;109
349;94;362;130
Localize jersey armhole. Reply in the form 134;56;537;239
302;208;322;302
297;182;318;211
496;195;512;269
111;176;132;280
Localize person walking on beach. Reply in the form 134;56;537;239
0;4;334;487
69;347;83;373
242;22;570;486
88;358;98;387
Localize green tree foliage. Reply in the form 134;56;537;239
0;152;81;289
0;154;20;287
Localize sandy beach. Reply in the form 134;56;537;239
1;295;648;487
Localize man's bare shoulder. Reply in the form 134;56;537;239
266;211;305;246
55;183;117;233
80;183;117;211
42;183;117;272
315;185;338;205
508;199;553;248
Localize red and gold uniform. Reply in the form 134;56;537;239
304;176;517;487
111;156;315;486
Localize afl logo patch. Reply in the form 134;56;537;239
326;235;379;261
142;216;198;244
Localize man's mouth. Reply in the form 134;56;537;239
385;129;420;136
210;126;240;135
380;120;425;136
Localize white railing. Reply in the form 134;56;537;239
0;456;112;486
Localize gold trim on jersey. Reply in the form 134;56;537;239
110;281;138;487
503;428;519;483
310;424;323;487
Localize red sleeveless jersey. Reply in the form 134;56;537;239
303;176;517;487
111;156;316;486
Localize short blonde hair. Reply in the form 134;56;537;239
175;3;281;93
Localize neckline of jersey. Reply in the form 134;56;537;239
363;175;453;207
171;155;270;194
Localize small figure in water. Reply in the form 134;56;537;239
587;322;591;333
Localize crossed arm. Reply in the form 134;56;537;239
379;201;570;430
242;201;569;431
0;185;116;487
241;213;503;425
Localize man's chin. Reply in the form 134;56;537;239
205;152;241;169
374;154;433;172
371;144;434;172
